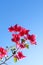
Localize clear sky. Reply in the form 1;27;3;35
0;0;43;65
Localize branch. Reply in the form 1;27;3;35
0;48;19;65
0;54;14;65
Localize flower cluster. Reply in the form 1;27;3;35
14;52;26;61
0;24;37;64
8;24;37;62
8;24;36;45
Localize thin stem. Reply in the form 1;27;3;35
0;54;13;65
0;60;8;65
0;48;19;65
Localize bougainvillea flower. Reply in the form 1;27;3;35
27;34;36;45
17;52;26;59
19;28;30;36
11;34;20;43
13;24;22;32
0;47;7;59
18;43;25;49
18;43;29;49
15;43;25;49
8;24;22;32
24;29;30;35
8;26;14;32
20;44;25;48
13;52;26;61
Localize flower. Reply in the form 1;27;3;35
8;24;37;45
17;43;25;49
17;52;26;59
27;34;36;45
13;52;26;61
19;28;29;36
8;24;22;32
11;34;20;43
8;26;14;32
19;44;25;48
0;47;7;59
13;24;22;32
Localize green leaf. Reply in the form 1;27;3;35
13;57;17;62
24;44;29;49
21;39;25;43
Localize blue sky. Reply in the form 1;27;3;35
0;0;43;65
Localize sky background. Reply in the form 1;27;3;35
0;0;43;65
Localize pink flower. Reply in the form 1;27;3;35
27;34;36;45
0;47;7;59
8;24;37;45
11;34;20;43
19;28;29;36
8;26;14;32
14;52;26;60
13;24;22;32
17;52;26;59
8;24;22;32
17;43;25;49
19;44;25;48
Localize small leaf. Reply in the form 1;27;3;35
21;39;25;43
13;57;17;62
24;44;29;49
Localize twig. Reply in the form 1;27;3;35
0;48;19;65
0;54;13;65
